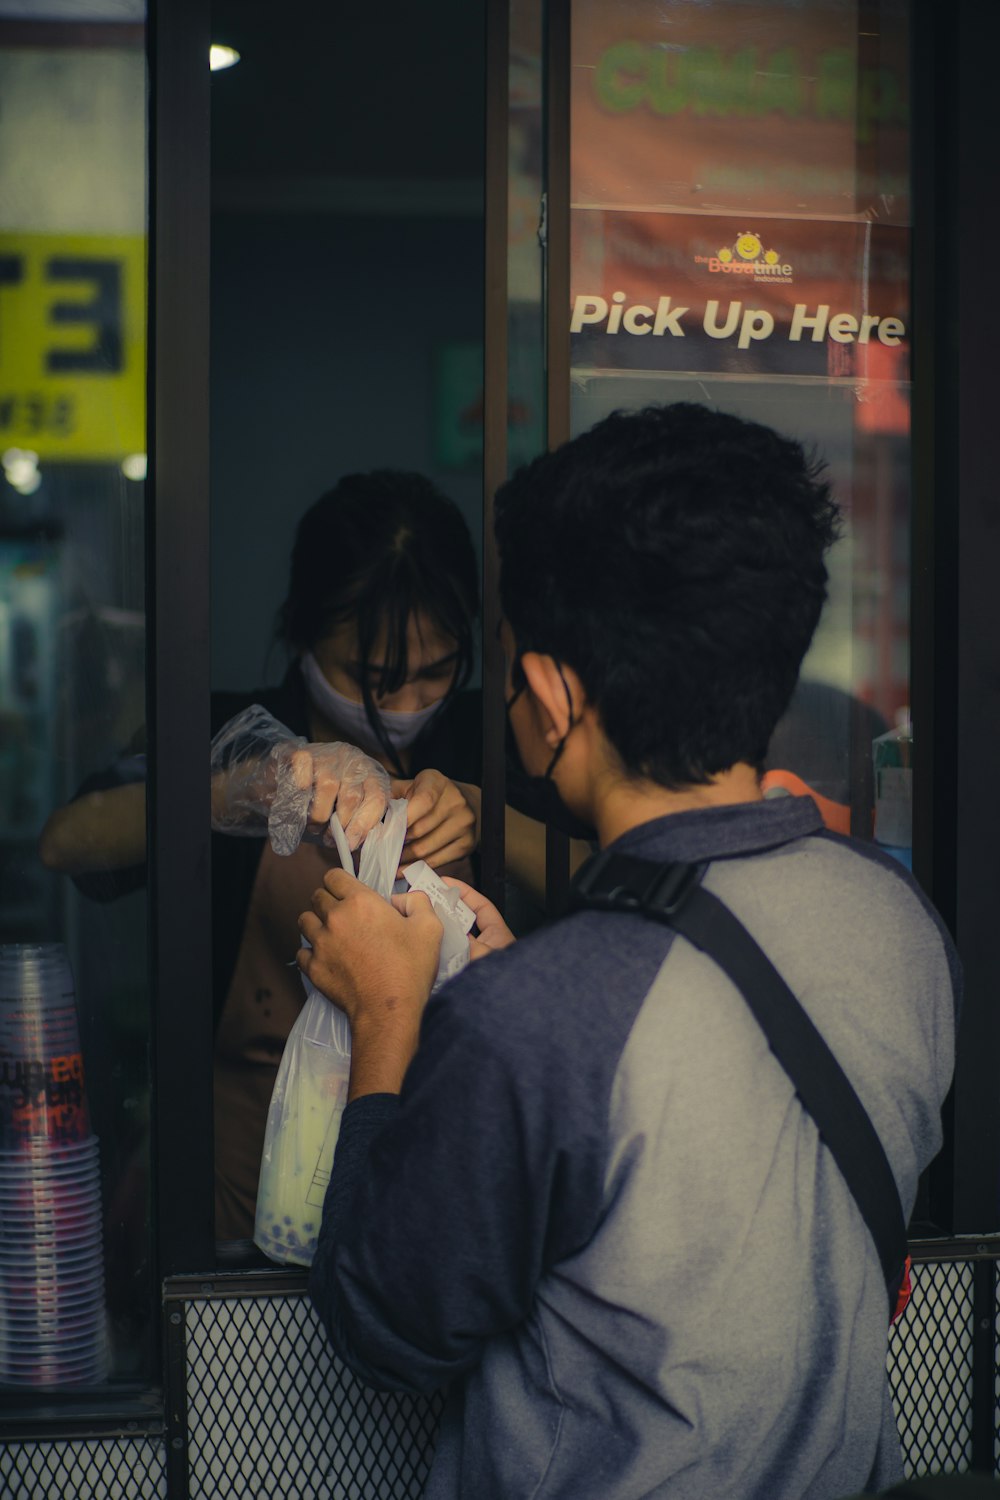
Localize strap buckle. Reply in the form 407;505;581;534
570;852;702;919
643;860;702;917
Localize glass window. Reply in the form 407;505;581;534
207;4;487;1258
569;0;912;852
0;5;152;1392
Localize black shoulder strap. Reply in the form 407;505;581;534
570;851;907;1302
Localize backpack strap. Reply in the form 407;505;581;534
570;850;908;1309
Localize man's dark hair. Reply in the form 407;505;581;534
277;470;479;761
495;403;841;788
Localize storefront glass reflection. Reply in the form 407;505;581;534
0;7;153;1390
570;0;912;852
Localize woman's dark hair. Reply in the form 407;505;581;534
278;470;479;761
495;403;841;789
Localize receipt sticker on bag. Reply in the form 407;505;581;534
402;860;475;988
253;800;471;1266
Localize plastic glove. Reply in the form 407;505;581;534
210;704;390;855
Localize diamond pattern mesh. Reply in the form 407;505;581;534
0;1436;166;1498
184;1293;444;1499
888;1259;974;1477
0;1256;995;1495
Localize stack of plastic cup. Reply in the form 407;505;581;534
0;943;108;1387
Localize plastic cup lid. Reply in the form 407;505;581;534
0;1337;108;1358
0;1197;101;1219
0;1166;101;1188
1;1217;102;1239
2;1289;106;1311
4;1268;104;1289
0;1154;100;1176
0;1373;108;1390
0;1182;101;1199
1;1288;105;1309
2;1233;104;1255
0;1331;105;1351
2;1132;97;1151
1;1351;108;1368
0;1241;104;1265
1;1222;102;1242
2;1339;109;1364
0;1224;101;1243
0;1137;98;1160
0;1161;99;1179
0;1169;101;1190
0;1325;107;1351
1;1188;101;1208
0;1160;99;1176
0;1362;108;1380
4;1201;102;1218
1;1192;101;1212
3;1298;106;1322
0;1152;99;1168
5;1271;105;1295
0;1310;106;1333
5;1293;105;1312
3;1259;105;1281
0;1326;105;1350
6;1268;104;1287
0;1181;100;1199
0;1336;107;1360
0;1237;104;1261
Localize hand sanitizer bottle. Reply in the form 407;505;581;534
872;719;913;870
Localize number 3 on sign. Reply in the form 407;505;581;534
0;232;146;461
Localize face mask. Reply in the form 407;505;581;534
301;651;443;759
504;662;598;844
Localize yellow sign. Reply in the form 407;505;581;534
0;232;146;461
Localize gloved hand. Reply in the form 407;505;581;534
210;704;390;855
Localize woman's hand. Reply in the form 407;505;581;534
210;704;390;854
441;876;516;960
271;742;390;853
392;772;480;869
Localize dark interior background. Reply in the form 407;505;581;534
209;0;487;690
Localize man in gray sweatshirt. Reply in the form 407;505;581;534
300;403;959;1499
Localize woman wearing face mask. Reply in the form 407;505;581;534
207;470;483;1241
40;470;483;1246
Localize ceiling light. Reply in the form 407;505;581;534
210;44;241;72
2;448;41;494
121;453;147;482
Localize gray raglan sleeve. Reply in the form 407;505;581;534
307;945;610;1397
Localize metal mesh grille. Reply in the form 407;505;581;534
888;1259;974;1477
0;1436;166;1498
2;1255;995;1495
184;1293;444;1499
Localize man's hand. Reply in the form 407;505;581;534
298;869;443;1098
441;876;516;961
391;771;480;869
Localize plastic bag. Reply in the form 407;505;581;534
403;860;475;990
209;703;391;855
253;799;409;1266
